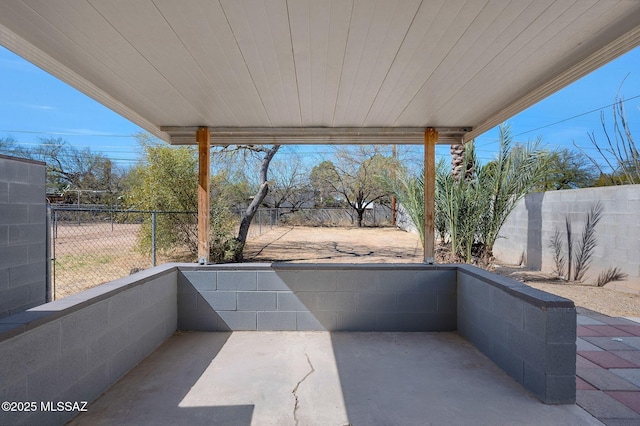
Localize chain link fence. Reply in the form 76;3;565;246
48;204;391;299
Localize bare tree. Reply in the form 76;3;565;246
576;94;639;185
314;146;397;227
266;154;312;211
234;145;280;258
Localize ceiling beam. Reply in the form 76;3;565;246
160;127;472;145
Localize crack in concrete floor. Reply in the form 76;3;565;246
292;352;315;426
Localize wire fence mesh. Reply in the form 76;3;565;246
48;204;391;299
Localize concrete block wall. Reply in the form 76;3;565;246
0;155;47;318
178;264;458;332
0;264;178;426
457;265;576;404
494;185;640;289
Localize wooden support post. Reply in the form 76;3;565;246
197;127;210;264
424;128;437;263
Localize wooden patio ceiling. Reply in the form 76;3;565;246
1;0;640;146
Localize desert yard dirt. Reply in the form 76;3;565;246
244;226;640;318
53;223;639;318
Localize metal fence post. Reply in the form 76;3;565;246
259;210;262;235
46;206;52;303
152;211;157;267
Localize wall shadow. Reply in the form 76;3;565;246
525;192;544;270
68;332;254;425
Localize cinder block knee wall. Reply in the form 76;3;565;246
178;263;458;332
178;263;576;404
457;265;576;404
0;266;177;426
0;263;575;425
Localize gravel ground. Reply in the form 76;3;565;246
493;266;640;318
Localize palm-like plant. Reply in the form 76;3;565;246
395;123;551;263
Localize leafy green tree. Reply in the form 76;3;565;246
124;135;237;262
310;160;342;207
535;148;597;190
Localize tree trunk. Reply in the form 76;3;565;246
234;145;280;260
356;208;364;227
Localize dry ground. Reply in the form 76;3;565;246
54;223;639;318
243;225;423;263
244;226;640;318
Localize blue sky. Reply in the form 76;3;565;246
1;44;639;168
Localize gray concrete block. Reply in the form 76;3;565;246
27;204;46;225
493;290;524;329
508;325;545;371
0;245;28;269
177;297;221;331
60;302;109;350
277;292;307;311
545;308;576;343
523;363;546;402
277;270;337;291
0;373;26;402
396;291;437;312
414;270;457;291
217;311;256;330
8;182;41;204
376;312;450;331
217;271;256;291
523;304;546;340
317;292;356;312
140;321;169;355
62;361;110;418
545;343;576;376
107;285;144;325
200;291;237;311
8;223;42;245
293;291;318;310
0;205;28;225
0;182;8;203
7;262;44;289
180;270;217;291
0;321;61;386
492;342;524;384
257;271;289;290
544;375;576;404
358;292;396;312
26;358;61;403
0;286;29;314
375;270;419;292
110;339;144;383
257;311;296;331
296;311;335;331
88;324;129;366
437;290;457;314
336;270;378;291
0;225;7;247
336;311;378;331
237;292;276;311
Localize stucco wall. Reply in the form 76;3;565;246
493;185;640;289
0;155;47;318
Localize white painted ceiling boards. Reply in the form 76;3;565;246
1;0;639;145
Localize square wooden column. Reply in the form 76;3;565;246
424;128;437;263
197;127;210;264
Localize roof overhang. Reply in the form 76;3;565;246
1;1;639;146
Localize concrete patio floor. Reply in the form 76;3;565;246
69;332;597;426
